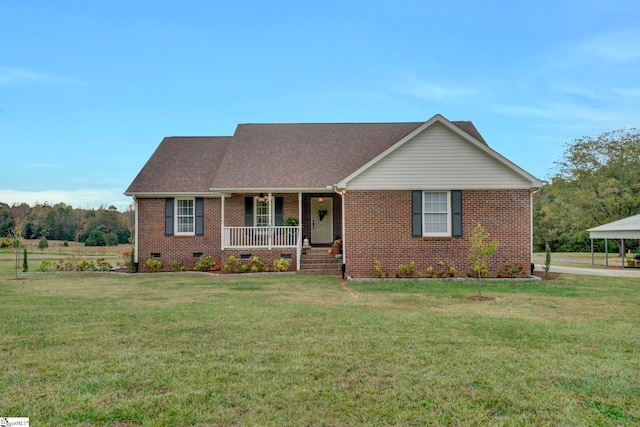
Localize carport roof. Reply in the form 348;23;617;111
588;214;640;239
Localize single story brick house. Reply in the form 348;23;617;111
125;114;542;276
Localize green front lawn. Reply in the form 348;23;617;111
1;254;639;425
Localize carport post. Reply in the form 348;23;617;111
591;239;594;266
621;239;625;268
605;239;609;267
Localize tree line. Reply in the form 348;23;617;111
533;128;640;253
2;127;638;253
0;202;133;246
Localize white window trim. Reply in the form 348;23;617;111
175;198;195;236
254;196;273;227
422;191;451;237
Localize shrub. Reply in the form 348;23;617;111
223;256;242;273
22;248;28;272
500;262;524;278
63;240;69;247
76;259;96;271
95;258;112;271
544;242;551;277
38;236;49;250
397;261;417;278
248;256;267;272
39;260;52;272
84;230;106;246
146;257;163;272
374;260;386;278
55;257;79;271
273;258;290;272
171;261;186;272
194;256;214;271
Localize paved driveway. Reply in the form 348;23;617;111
533;263;640;278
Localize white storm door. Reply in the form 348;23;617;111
311;198;333;244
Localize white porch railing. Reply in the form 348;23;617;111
223;226;301;248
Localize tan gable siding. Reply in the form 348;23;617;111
346;122;533;190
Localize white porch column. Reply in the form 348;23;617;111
340;190;346;267
220;194;225;250
297;192;302;271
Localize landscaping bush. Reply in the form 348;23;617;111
146;258;163;272
194;256;214;271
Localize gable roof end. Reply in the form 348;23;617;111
336;114;542;189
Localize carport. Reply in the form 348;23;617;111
588;214;640;268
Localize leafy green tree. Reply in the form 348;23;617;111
468;223;499;298
534;128;640;252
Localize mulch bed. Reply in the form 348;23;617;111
532;271;561;280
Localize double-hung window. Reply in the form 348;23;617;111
175;198;195;235
423;191;451;237
255;197;271;227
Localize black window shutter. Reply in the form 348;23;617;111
411;190;422;237
195;198;204;235
165;198;174;236
452;190;462;238
274;197;284;226
244;197;253;226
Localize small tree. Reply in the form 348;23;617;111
22;247;28;272
9;224;24;279
544;242;551;277
468;223;500;298
38;235;49;250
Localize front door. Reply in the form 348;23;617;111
311;197;333;244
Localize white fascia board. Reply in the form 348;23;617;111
336;113;543;189
125;192;223;198
209;187;331;193
589;230;640;239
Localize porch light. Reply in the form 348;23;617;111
257;193;269;203
318;197;323;202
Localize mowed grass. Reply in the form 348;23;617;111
1;254;639;425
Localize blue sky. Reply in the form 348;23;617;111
2;0;639;210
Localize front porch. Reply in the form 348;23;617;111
219;192;343;271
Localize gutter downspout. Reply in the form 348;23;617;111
133;196;139;265
531;187;541;271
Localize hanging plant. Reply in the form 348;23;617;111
317;205;328;222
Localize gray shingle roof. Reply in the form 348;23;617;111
125;119;488;194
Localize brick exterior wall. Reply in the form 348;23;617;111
136;195;299;272
343;189;532;278
137;189;532;276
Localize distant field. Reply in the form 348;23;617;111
1;253;639;425
21;239;130;256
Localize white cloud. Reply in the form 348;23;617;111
391;71;478;101
613;86;640;97
494;101;640;131
0;189;132;211
401;82;478;101
577;28;640;63
0;66;82;85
